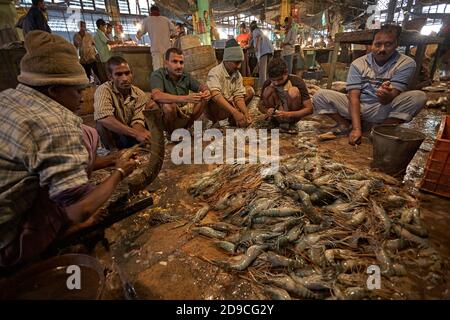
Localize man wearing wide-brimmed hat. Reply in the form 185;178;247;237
0;31;138;268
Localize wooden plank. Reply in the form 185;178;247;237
399;34;444;46
429;43;442;82
334;30;444;46
335;30;376;44
327;41;340;89
410;44;425;90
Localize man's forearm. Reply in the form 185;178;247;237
212;93;239;115
93;153;117;171
64;171;122;222
132;123;147;132
259;102;269;114
348;91;362;129
288;101;313;119
234;97;248;115
199;84;209;92
379;88;400;105
99;116;138;138
152;90;187;104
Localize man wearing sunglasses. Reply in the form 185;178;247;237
94;56;156;150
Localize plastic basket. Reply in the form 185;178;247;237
420;116;450;198
189;62;217;84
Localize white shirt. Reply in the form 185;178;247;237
251;28;274;60
139;16;176;53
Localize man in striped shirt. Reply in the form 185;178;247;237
313;25;426;145
94;56;155;150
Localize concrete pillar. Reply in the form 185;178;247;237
386;0;397;24
280;0;291;24
402;0;414;29
330;9;342;37
105;0;121;24
194;0;211;45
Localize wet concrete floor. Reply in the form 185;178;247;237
84;94;450;300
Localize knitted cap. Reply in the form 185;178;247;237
18;30;89;87
223;39;244;62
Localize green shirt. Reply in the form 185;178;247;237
150;67;200;95
94;29;111;63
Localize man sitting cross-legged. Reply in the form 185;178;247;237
258;58;313;131
150;48;211;134
313;24;426;145
205;39;255;128
94;56;155;151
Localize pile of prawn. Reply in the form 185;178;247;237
186;135;446;300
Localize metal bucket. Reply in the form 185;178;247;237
0;254;105;300
371;125;425;177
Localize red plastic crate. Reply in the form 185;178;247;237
420;116;450;198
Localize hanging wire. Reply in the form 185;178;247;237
61;9;72;41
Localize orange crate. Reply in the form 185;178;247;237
243;77;255;87
420;116;450;198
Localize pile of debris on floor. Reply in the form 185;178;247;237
186;135;445;300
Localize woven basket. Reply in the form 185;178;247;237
180;35;202;51
79;85;96;115
189;62;217;84
183;45;217;73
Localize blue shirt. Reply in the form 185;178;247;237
346;51;416;104
251;28;274;59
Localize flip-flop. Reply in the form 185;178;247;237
318;132;338;141
320;125;351;135
318;125;351;141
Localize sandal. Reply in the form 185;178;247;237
318;125;351;141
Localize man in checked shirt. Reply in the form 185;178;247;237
0;31;138;268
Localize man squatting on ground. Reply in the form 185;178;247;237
259;58;313;130
313;24;427;145
94;56;155;151
150;48;211;134
205;39;255;128
0;31;139;267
